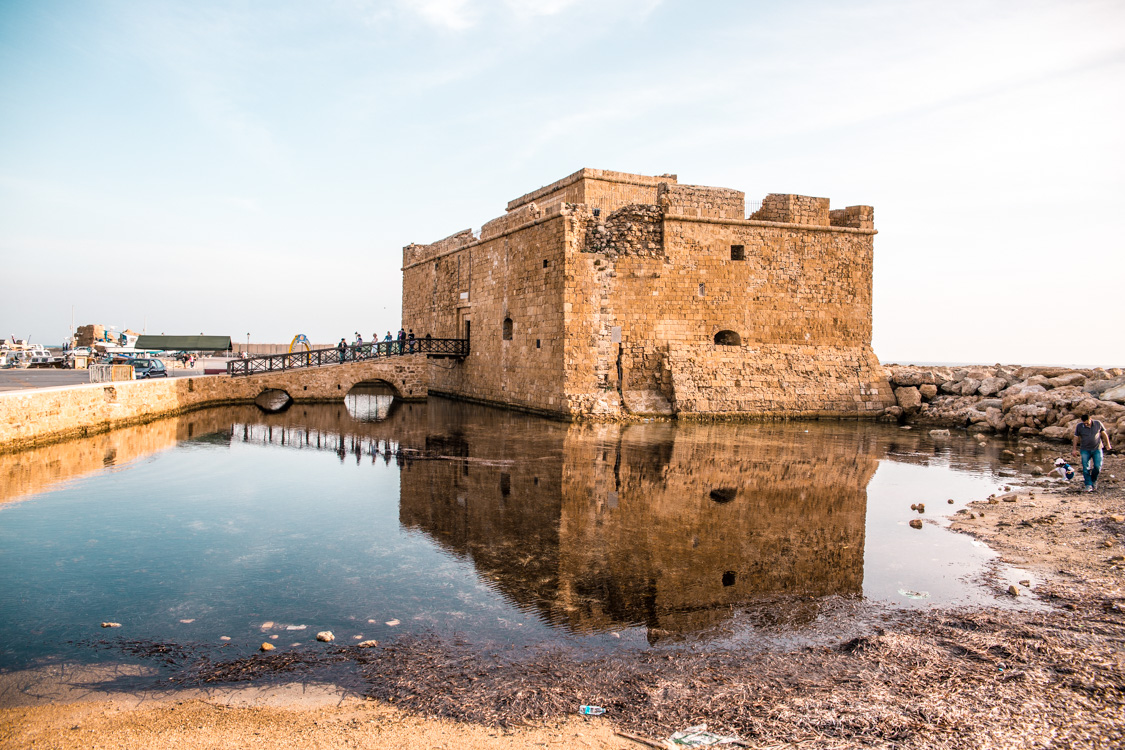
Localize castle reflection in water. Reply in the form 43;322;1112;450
1;392;1023;641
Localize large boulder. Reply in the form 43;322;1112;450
960;378;982;397
895;386;922;414
1103;383;1125;404
977;377;1008;397
1040;386;1089;409
986;407;1007;432
891;368;936;387
1096;401;1125;421
1005;403;1047;430
1084;375;1125;397
1048;372;1087;388
1018;367;1078;379
919;384;938;401
1041;425;1072;441
1026;375;1052;388
1001;385;1047;411
1073;398;1100;417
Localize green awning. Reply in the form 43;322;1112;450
133;335;233;352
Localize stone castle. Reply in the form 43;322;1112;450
401;168;894;419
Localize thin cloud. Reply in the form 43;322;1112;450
401;0;477;30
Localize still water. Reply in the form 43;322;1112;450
0;393;1051;672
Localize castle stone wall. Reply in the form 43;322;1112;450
403;213;570;415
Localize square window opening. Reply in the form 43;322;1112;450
731;245;745;261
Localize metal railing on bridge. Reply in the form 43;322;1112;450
226;338;469;377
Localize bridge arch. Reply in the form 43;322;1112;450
345;381;399;422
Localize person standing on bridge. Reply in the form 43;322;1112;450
407;330;415;353
338;338;348;363
396;328;406;354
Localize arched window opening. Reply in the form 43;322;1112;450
502;318;513;340
709;488;738;503
714;330;741;346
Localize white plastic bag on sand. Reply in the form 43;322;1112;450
668;724;741;747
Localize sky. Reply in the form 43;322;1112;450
1;0;1122;365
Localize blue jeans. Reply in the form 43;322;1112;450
1079;448;1103;489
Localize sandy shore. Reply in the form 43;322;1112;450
3;453;1123;750
0;678;626;749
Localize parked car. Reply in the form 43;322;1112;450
131;358;168;378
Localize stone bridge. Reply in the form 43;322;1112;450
0;355;434;452
236;356;431;402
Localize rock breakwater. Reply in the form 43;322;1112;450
884;364;1125;445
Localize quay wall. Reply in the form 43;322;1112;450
0;358;430;452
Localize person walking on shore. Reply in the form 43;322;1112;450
1073;413;1112;492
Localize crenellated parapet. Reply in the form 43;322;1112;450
402;229;476;268
658;183;745;219
749;193;830;225
829;205;875;230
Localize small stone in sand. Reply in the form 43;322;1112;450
316;631;335;642
260;621;275;630
1104;540;1116;548
270;635;278;639
220;636;231;641
353;635;363;640
101;622;121;628
1019;579;1031;586
1008;585;1020;596
179;619;195;624
1111;515;1125;524
948;499;955;504
260;643;275;652
357;640;379;648
386;619;400;627
909;519;923;529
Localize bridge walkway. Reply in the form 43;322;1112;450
227;338;468;377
